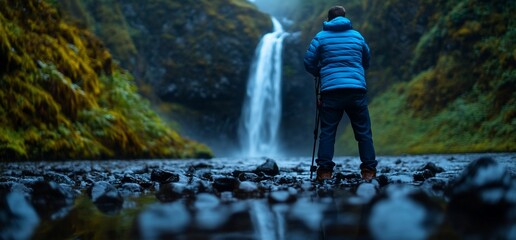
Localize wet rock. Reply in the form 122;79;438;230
121;174;138;183
121;174;153;189
88;181;123;214
269;190;296;203
376;175;389;188
150;169;179;183
289;198;326;231
235;181;260;199
237;172;260;182
212;176;240;192
420;178;448;197
217;201;254;233
0;182;31;196
367;185;443;240
380;167;391;173
275;175;297;185
31;181;75;219
190;162;213;170
356;181;379;201
255;158;280;176
43;171;75;185
335;172;361;181
194;193;230;230
446;157;516;238
0;192;40;240
413;169;435;181
418;162;445;174
136;201;191;239
156;182;188;202
119;183;143;197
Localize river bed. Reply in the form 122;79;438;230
1;153;515;239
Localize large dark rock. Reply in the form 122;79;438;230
30;181;76;219
43;171;75;185
413;169;435;182
446;157;516;239
150;169;180;184
414;162;445;181
0;192;40;240
88;181;124;214
418;162;445;174
237;172;261;182
255;158;280;176
155;183;189;202
212;176;240;193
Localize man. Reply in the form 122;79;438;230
304;6;377;181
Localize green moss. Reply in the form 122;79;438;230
0;0;212;161
335;0;515;154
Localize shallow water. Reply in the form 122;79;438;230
1;153;515;239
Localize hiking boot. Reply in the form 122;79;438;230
361;168;376;181
316;168;333;181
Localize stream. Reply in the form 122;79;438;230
1;153;515;239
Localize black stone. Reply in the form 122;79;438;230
413;169;435;181
31;181;75;219
156;183;187;202
88;181;123;214
255;158;280;176
212;176;240;192
446;157;515;238
418;162;445;174
150;169;180;183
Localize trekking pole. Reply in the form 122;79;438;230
310;76;321;180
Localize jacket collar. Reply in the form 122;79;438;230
323;16;352;31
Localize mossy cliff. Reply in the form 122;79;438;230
57;0;272;151
284;0;515;154
0;0;212;161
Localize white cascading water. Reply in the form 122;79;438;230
239;17;287;157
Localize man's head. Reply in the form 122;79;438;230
328;6;346;21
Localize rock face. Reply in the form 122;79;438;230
0;0;212;160
58;0;272;153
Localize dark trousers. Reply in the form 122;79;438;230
316;88;377;171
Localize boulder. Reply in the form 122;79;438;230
30;181;75;219
155;183;188;202
446;157;516;238
367;185;443;240
150;169;180;184
0;192;40;240
88;181;124;214
212;176;240;193
255;158;280;176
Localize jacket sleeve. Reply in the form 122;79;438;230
304;37;321;76
362;41;371;70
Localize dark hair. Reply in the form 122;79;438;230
328;6;346;20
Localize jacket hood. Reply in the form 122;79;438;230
323;16;352;31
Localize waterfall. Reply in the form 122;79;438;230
239;17;287;157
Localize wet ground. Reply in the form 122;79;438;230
1;153;515;239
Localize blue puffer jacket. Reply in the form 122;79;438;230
304;17;370;92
